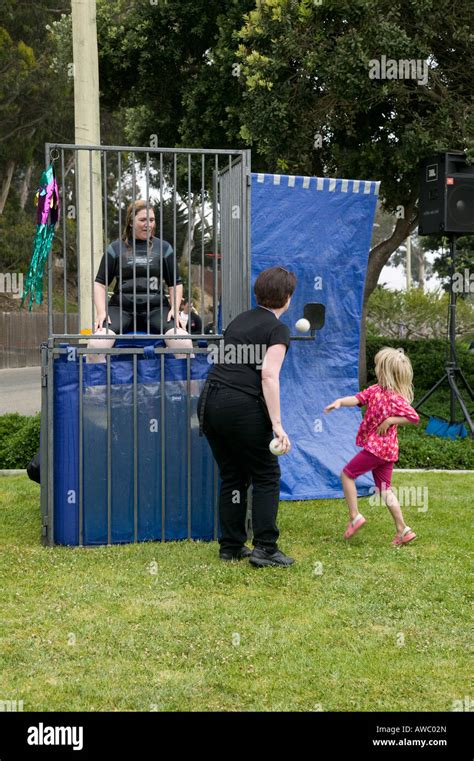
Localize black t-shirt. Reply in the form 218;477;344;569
95;237;182;313
207;306;291;397
188;311;203;334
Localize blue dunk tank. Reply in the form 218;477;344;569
41;145;379;546
47;347;217;545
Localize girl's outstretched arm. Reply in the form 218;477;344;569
324;396;359;412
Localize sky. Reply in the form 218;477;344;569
380;252;442;292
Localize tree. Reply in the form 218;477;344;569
367;286;474;340
386;234;434;289
95;1;474;380
419;234;474;299
95;0;255;148
229;0;473;381
0;1;73;212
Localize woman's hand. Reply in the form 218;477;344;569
324;399;341;413
167;309;183;329
272;423;291;454
377;417;394;435
94;312;111;333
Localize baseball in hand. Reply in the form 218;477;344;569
295;318;311;333
269;438;286;456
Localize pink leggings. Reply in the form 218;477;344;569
343;449;394;492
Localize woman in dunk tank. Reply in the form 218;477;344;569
88;199;193;360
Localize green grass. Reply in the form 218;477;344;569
0;472;472;712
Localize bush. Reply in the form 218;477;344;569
367;287;474;340
0;414;40;469
366;337;474;393
398;424;474;469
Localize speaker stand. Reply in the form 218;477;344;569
414;234;474;437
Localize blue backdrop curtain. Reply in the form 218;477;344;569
251;172;380;499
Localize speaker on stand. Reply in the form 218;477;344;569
416;151;474;437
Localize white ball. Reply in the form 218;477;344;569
295;318;311;333
269;437;285;456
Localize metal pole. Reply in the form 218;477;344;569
160;153;164;337
118;152;123;336
188;154;192;322
47;339;54;546
107;352;112;544
146;152;151;335
201;154;205;332
449;234;457;424
45;142;53;338
47;143;245;156
133;353;138;541
74;149;81;332
103;151;110;335
244;149;252;310
132;153;137;336
78;351;84;546
187;356;191;538
173;153;177;333
40;344;49;545
61;148;68;333
89;150;95;331
228;155;232;325
213;156;219;332
161;351;166;540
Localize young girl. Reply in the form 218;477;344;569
324;347;420;545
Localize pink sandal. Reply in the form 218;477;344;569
344;514;366;539
391;526;416;546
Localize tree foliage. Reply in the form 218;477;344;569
367;286;474;340
97;0;474;380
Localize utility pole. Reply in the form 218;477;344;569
71;0;102;333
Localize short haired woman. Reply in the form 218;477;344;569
198;266;297;567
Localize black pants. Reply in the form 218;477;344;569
101;305;178;334
198;383;281;553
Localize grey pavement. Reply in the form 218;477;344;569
0;367;41;416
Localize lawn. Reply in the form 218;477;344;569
0;471;471;712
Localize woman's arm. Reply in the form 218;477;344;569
94;247;116;332
167;284;184;326
261;344;290;452
324;396;359;412
93;283;110;332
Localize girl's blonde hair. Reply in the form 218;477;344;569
374;347;414;403
122;200;154;246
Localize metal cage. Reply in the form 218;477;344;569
40;144;251;546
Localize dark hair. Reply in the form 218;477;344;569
253;266;297;308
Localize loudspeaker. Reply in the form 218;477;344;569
418;151;474;235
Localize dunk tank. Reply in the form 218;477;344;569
40;143;379;546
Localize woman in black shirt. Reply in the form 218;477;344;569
198;266;297;567
88;200;193;360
